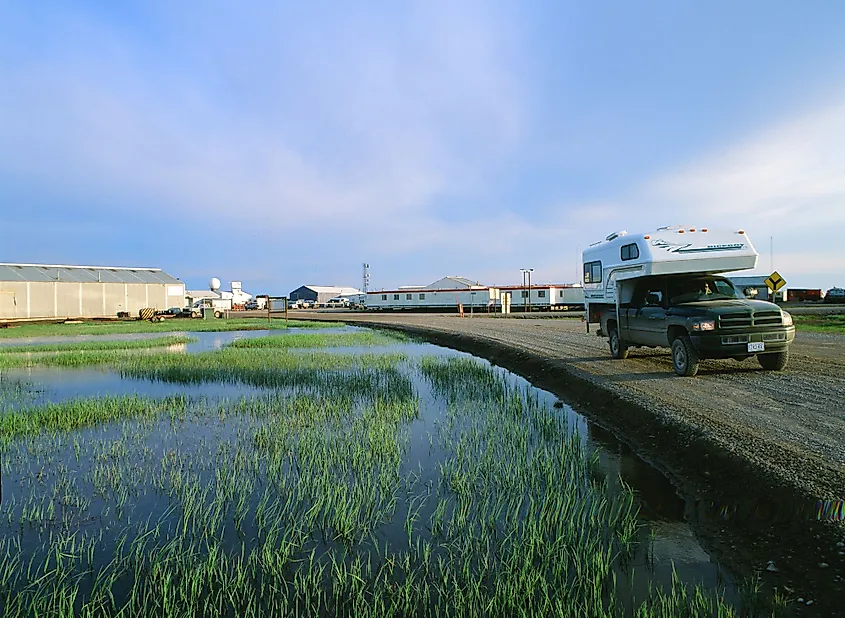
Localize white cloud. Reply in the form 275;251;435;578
0;1;524;231
643;99;845;230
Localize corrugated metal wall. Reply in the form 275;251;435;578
0;282;186;320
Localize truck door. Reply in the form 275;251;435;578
628;280;667;346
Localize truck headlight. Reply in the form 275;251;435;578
691;320;716;331
781;311;793;327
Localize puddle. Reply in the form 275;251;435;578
0;328;742;609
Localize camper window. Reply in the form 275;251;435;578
419;293;426;300
621;243;639;261
584;261;602;284
406;293;412;300
382;294;387;301
393;294;400;301
538;290;546;298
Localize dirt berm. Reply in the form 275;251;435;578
290;310;845;616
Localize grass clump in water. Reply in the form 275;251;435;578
0;395;186;439
0;335;195;355
0;318;342;339
228;331;406;349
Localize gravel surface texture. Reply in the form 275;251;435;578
283;309;845;615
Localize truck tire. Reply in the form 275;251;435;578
214;311;222;319
757;349;788;371
671;334;700;377
608;326;629;360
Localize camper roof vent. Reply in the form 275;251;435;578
605;231;628;242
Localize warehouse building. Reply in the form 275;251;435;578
289;285;362;306
0;263;185;321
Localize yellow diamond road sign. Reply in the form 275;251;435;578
765;271;786;292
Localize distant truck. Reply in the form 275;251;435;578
190;297;231;318
583;227;795;376
825;287;845;304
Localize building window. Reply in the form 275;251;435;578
419;293;426;300
559;290;564;297
406;294;412;300
393;294;400;301
382;294;387;301
521;290;529;298
621;243;640;261
538;290;546;298
584;261;602;283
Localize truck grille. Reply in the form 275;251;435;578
718;310;783;329
753;310;783;326
719;312;752;328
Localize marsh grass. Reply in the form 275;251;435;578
0;335;195;354
793;313;845;332
0;318;342;339
228;331;406;349
0;345;749;617
0;395;186;440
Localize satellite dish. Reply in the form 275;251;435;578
209;277;221;291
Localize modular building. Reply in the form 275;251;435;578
366;276;584;311
0;263;185;321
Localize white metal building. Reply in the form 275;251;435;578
289;285;363;305
0;263;185;321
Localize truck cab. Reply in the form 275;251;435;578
602;274;794;375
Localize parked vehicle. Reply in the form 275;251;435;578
190;297;231;318
244;300;259;311
326;297;350;308
824;287;845;304
583;227;795;376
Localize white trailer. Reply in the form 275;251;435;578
367;286;494;311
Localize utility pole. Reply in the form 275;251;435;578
362;263;370;294
770;236;774;273
520;268;534;313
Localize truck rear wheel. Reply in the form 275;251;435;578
608;327;629;360
214;311;222;319
671;334;700;377
757;349;788;371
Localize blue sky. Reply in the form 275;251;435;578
2;1;844;294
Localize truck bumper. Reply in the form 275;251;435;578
690;326;795;358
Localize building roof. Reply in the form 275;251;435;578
425;276;480;289
0;263;183;285
727;276;771;285
186;290;220;298
299;285;362;295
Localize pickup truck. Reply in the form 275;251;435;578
600;274;795;376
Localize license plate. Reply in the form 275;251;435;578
748;342;765;353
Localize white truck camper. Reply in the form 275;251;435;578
583;227;795;376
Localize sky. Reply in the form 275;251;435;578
2;1;844;294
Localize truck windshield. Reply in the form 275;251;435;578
668;277;740;304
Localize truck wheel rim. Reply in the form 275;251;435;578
674;344;686;369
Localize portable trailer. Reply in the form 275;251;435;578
583;227;794;376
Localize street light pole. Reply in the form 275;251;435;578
527;268;534;313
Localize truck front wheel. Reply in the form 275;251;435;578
671;334;700;377
608;327;629;360
757;350;788;371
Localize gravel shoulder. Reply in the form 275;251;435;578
287;309;845;615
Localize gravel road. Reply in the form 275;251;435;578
284;309;845;614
